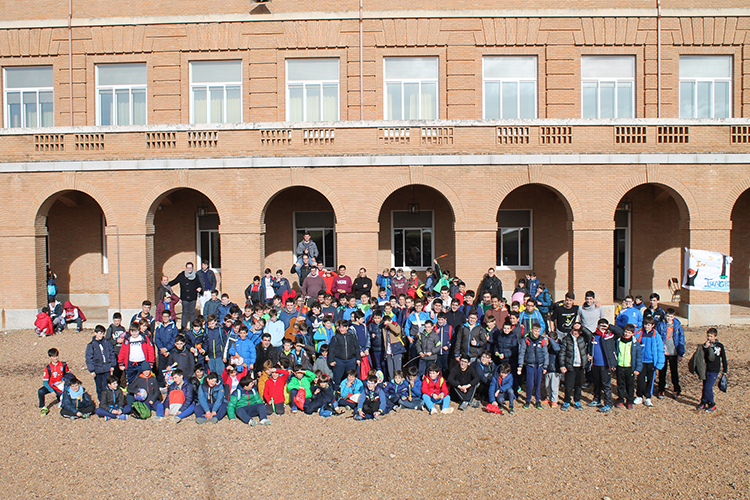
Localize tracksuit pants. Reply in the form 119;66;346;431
525;365;544;404
591;365;613;407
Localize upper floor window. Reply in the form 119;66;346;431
286;59;339;122
483;56;537;119
96;63;147;126
384;57;438;120
581;56;634;119
190;60;242;124
679;56;732;118
4;66;53;128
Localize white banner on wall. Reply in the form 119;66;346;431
682;248;732;292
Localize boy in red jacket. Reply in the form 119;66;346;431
263;366;290;415
35;307;54;337
421;363;453;414
118;322;156;385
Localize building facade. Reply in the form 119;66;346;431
1;0;750;328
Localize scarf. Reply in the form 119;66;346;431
68;385;84;400
185;269;197;280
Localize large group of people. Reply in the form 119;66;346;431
35;253;729;424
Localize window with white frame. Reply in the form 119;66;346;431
581;56;634;119
497;210;531;268
198;213;221;270
392;211;433;269
190;60;242;124
483;56;537;119
294;212;336;268
96;63;147;126
679;55;732;119
4;66;53;128
384;57;438;120
286;59;339;122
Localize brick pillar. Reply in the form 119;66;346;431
454;220;497;294
0;223;41;328
105;224;155;322
335;223;379;278
680;221;731;326
570;220;615;319
219;223;264;304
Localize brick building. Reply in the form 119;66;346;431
1;0;749;328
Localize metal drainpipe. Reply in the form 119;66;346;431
68;0;73;126
657;0;661;118
359;0;364;120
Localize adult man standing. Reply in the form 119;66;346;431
478;267;503;301
301;267;327;305
352;268;373;299
296;231;319;265
169;262;202;331
155;275;173;304
197;260;217;310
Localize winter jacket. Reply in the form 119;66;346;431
263;370;290;404
519;309;546;334
197;268;217;295
167;347;195;377
313;355;334;380
559;331;591;371
85;336;116;374
227;387;263;419
216;302;237;323
61;387;94;414
254;344;279;375
479;275;503;300
197;381;225;413
328;331;362;362
203;298;221;319
399;379;423;400
352;276;373;298
637;329;666;370
547;338;561;373
357;385;390;414
164;381;194;413
313;324;335;352
615;306;643;329
615;337;643;374
184;328;206;352
154;321;179;352
339;378;364;400
34;313;53;335
155;296;180;322
454;323;489;359
535;290;553;316
99;386;126;411
417;329;441;361
349;323;370;352
489;371;514;403
228;336;258;368
287;370;316;398
656;319;686;357
127;373;160;404
384;323;406;356
589;330;619;368
518;333;549;369
117;334;155;368
168;272;202;302
369;322;385;352
494;330;519;363
204;326;227;360
472;360;496;385
422;374;449;398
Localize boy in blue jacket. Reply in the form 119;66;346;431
157;368;195;422
195;372;227;424
635;318;665;407
60;377;96;419
369;310;385;373
355;375;391;420
615;295;643;330
85;325;116;402
304;373;336;416
488;363;515;414
517;323;549;409
337;369;364;411
228;325;257;376
398;366;424;410
383;370;407;409
615;324;643;409
656;308;685;398
167;335;195;381
203;314;226;376
184;319;207;365
155;310;179;386
434;313;453;375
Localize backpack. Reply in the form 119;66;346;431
130;401;152;419
47;362;75;386
47;283;57;298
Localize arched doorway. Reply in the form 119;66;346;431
730;189;750;302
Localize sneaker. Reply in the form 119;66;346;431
470;401;481;408
523;404;530;410
535;402;543;410
247;418;256;426
441;407;454;414
104;416;111;421
540;399;549;405
458;402;468;411
372;414;380;421
627;403;633;410
674;391;681;398
196;417;208;424
508;407;515;414
172;416;182;423
656;391;665;399
705;404;717;413
697;402;706;410
615;402;625;409
644;399;653;407
573;402;583;410
354;414;364;421
633;397;643;405
391;405;399;412
40;407;49;416
550;402;558;408
82;413;91;419
561;403;570;411
598;405;612;413
260;418;271;426
430;408;439;415
291;408;298;413
209;417;218;424
117;415;127;420
587;400;600;408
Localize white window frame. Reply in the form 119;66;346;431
95;64;147;126
3;66;54;128
384;57;439;120
196;213;221;272
391;210;434;271
286;59;340;122
496;209;533;271
482;56;537;119
679;55;732;119
189;61;242;124
293;212;337;269
581;56;635;119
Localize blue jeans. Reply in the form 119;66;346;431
207;357;225;376
157;402;195;419
95;405;131;418
195;401;227;420
399;397;424;410
495;388;515;408
422;394;450;411
525;365;544;404
701;371;719;406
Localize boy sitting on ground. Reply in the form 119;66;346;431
95;375;130;420
228;375;270;426
355;375;391;420
39;347;70;415
158;368;195;422
60;377;96;419
195;372;227;424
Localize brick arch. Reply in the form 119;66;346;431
31;180;116;235
721;176;750;221
606;173;697;222
138;180;230;227
369;175;465;223
490;173;583;221
255;179;345;227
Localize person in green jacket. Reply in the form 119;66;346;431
432;259;452;293
288;365;316;412
227;375;270;426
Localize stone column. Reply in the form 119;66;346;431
105;224;156;322
219;223;264;305
570;220;616;320
335;222;380;279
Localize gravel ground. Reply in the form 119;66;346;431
1;325;748;500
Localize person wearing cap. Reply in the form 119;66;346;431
587;318;620;413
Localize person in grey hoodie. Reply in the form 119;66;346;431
577;290;604;335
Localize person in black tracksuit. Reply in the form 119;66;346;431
328;320;361;384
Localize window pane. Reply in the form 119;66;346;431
115;88;129;125
484;56;536;79
497;210;531;227
99;89;113;125
322;84;338;121
132;88;146;125
581;56;634;78
421;82;437;119
600;81;615;119
306;84;321;121
211;233;221;269
680;56;731;79
23;91;37;127
502;229;519;267
39;90;53;127
289;84;303;121
210;86;224;123
385;57;438;80
697;81;711;119
226;85;241;123
617;81;633;118
485;82;500;119
323;229;335;268
7;92;21;127
422;229;432;267
394;229;404;267
191;61;241;83
715;81;730;118
501;81;518;119
519;82;535;119
5;66;53;88
98;63;146;86
680;81;694;118
404;229;422;267
582;81;598;118
386;82;402;120
404;82;419;120
287;58;339;81
520;228;530;267
200;232;210;268
193;87;207;124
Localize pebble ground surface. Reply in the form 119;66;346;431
1;325;748;500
